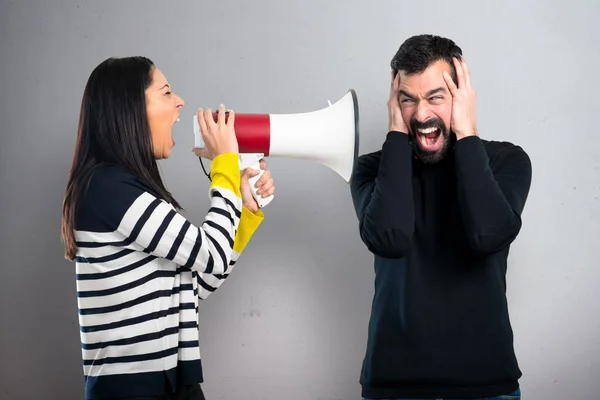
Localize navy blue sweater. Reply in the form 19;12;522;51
350;132;532;398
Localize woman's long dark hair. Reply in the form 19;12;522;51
61;56;181;260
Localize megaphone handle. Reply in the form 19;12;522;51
246;161;274;208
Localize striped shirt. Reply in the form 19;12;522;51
73;153;263;399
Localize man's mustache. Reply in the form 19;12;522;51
409;117;448;136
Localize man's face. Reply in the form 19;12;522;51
398;60;454;163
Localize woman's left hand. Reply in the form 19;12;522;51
241;159;274;212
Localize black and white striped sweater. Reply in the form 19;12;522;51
73;153;263;399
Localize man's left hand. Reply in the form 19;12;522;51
443;57;478;140
240;159;274;213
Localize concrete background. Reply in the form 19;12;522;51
0;0;598;398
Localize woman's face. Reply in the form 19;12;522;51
146;67;185;159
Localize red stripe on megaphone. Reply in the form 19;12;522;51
210;112;271;155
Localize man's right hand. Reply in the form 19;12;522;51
387;71;409;134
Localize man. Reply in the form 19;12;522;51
350;34;532;400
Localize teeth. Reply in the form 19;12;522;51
418;127;438;134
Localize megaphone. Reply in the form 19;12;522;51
193;89;360;208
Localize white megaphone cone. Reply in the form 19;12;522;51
193;89;360;208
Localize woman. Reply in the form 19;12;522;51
61;56;274;400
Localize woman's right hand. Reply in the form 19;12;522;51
193;104;238;159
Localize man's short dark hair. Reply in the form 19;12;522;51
391;34;463;84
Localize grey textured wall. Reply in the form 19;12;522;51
1;0;599;399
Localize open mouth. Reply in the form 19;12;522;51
417;126;442;149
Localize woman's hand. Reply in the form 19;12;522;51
192;104;238;159
241;159;274;212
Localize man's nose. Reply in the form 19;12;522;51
415;102;432;122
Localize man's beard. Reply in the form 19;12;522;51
408;117;454;164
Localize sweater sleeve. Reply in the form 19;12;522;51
454;136;532;254
77;153;245;275
350;132;415;258
196;205;264;299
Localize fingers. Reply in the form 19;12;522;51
255;169;270;186
192;147;211;159
453;57;465;89
203;108;216;128
226;109;235;127
240;165;274;198
389;71;400;93
258;159;267;170
460;58;471;88
446;57;473;95
254;169;273;197
217;104;226;126
258;180;274;197
443;71;458;96
393;71;401;92
197;108;208;135
388;71;401;106
256;177;274;197
241;167;260;179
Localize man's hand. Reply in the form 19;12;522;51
443;58;478;140
240;159;274;213
388;71;409;134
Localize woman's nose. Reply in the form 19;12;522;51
176;94;185;108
